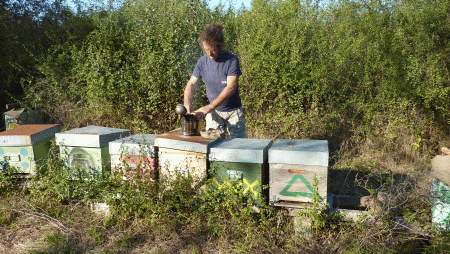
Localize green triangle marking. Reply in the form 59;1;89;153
279;174;314;198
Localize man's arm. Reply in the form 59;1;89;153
184;75;200;113
195;75;239;119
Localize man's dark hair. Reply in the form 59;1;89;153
200;23;224;50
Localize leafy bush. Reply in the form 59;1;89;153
2;0;450;251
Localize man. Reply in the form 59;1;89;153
183;23;246;138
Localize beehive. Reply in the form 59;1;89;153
4;108;43;130
431;155;450;231
209;138;272;200
269;139;328;208
109;134;159;181
0;124;60;174
431;179;450;231
154;128;223;187
56;126;131;176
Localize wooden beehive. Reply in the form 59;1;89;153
154;128;223;187
55;126;131;176
109;134;159;181
269;139;328;208
209;138;272;201
0;124;60;174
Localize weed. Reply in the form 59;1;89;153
30;233;75;254
298;174;344;233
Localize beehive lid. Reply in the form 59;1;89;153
56;126;131;148
154;128;223;154
4;108;25;119
109;134;159;156
269;139;329;166
0;124;60;146
209;138;273;163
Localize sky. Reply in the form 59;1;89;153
67;0;253;12
206;0;252;10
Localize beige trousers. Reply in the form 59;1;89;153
205;106;246;138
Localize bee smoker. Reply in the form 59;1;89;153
175;104;200;136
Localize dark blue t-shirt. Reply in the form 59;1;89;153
192;51;242;112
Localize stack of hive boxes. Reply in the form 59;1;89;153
0;122;331;210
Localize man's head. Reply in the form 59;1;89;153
200;23;224;60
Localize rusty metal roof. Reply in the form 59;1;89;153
0;124;59;136
155;128;223;153
0;124;61;146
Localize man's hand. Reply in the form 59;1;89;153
194;105;213;120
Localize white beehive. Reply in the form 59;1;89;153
109;134;159;181
56;126;131;176
269;139;328;208
154;128;223;187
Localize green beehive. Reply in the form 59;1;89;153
209;138;273;201
0;124;60;174
55;126;131;176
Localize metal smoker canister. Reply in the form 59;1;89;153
175;104;201;136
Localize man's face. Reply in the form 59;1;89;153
202;41;221;61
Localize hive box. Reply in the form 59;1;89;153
209;138;272;200
109;134;159;181
4;108;43;130
269;139;328;208
56;126;131;176
431;179;450;231
431;155;450;231
154;128;223;187
0;124;60;174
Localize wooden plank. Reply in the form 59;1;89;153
332;194;373;208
